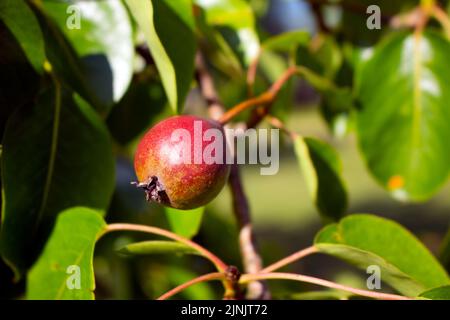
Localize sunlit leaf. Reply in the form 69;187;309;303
125;0;196;113
0;0;46;73
315;214;450;296
118;241;199;256
194;0;260;67
293;136;347;222
419;285;450;300
356;31;450;201
27;207;106;300
41;0;134;111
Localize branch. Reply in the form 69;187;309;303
240;272;413;300
196;52;270;299
195;52;225;121
219;66;299;125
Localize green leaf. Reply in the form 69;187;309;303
419;285;450;300
296;34;342;80
320;88;354;138
293;136;347;223
165;206;205;239
106;77;167;145
314;214;450;296
0;0;46;73
194;0;260;67
288;290;353;300
125;0;196;114
263;30;310;52
118;241;199;256
356;31;450;201
27;207;106;300
41;0;134;109
0;87;115;278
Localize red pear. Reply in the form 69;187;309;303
133;115;230;210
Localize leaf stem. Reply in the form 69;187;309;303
240;272;413;300
221;66;334;126
432;4;450;39
261;246;318;273
157;272;225;300
104;223;227;271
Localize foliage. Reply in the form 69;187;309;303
1;0;450;301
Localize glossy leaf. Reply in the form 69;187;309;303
419;285;450;300
41;0;134;109
118;241;199;256
356;31;450;201
27;207;106;300
165;206;205;239
293;136;347;223
125;0;196;113
194;0;260;67
314;214;449;296
35;6;106;113
0;0;46;73
0;87;115;278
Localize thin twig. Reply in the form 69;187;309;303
195;52;225;121
240;272;413;300
432;4;450;39
157;272;224;300
219;66;298;125
261;246;318;273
